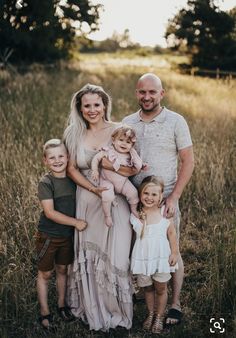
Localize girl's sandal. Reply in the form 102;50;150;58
152;314;164;334
39;314;56;332
143;311;154;330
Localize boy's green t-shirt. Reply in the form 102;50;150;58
38;173;76;237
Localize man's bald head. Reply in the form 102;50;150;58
137;73;163;90
135;73;165;115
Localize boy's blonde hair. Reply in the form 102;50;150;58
43;139;66;157
111;125;137;144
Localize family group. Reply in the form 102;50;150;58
35;73;194;334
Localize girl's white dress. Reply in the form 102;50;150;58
130;210;178;276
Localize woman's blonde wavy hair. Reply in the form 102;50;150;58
63;83;112;161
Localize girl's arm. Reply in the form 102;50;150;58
130;213;143;237
41;199;87;231
67;159;107;196
167;218;179;266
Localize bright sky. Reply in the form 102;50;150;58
89;0;236;47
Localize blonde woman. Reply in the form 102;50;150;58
64;84;133;331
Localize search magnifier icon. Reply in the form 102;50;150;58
213;321;222;330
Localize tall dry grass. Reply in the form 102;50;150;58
0;56;235;337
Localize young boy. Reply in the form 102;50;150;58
36;139;87;331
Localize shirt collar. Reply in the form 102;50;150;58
138;106;167;123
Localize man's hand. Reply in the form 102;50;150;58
169;252;178;266
163;194;179;218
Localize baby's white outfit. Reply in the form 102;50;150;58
130;208;178;276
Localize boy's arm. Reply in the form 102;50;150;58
167;219;179;266
41;199;87;231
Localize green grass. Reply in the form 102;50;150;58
0;54;236;337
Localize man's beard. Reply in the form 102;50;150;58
140;101;160;113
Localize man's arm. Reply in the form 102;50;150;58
167;219;179;266
164;146;194;218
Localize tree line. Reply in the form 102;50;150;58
165;0;236;71
0;0;235;71
0;0;100;63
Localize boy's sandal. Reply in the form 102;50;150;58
143;311;154;330
58;306;75;322
165;308;183;327
39;314;56;332
152;314;164;334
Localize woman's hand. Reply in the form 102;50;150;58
101;157;113;170
90;186;108;197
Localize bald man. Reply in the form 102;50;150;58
123;73;194;326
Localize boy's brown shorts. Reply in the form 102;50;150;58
35;232;74;272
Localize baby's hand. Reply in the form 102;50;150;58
141;163;148;171
91;170;99;182
169;253;178;266
74;219;87;232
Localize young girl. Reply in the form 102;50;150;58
130;175;179;333
91;125;143;226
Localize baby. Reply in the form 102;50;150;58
91;126;142;226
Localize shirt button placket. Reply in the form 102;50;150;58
143;124;148;137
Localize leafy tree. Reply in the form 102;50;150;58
165;0;236;70
0;0;101;63
80;29;140;53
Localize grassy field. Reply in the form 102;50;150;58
0;53;236;338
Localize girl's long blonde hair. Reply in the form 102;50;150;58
138;175;164;238
63;83;112;162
